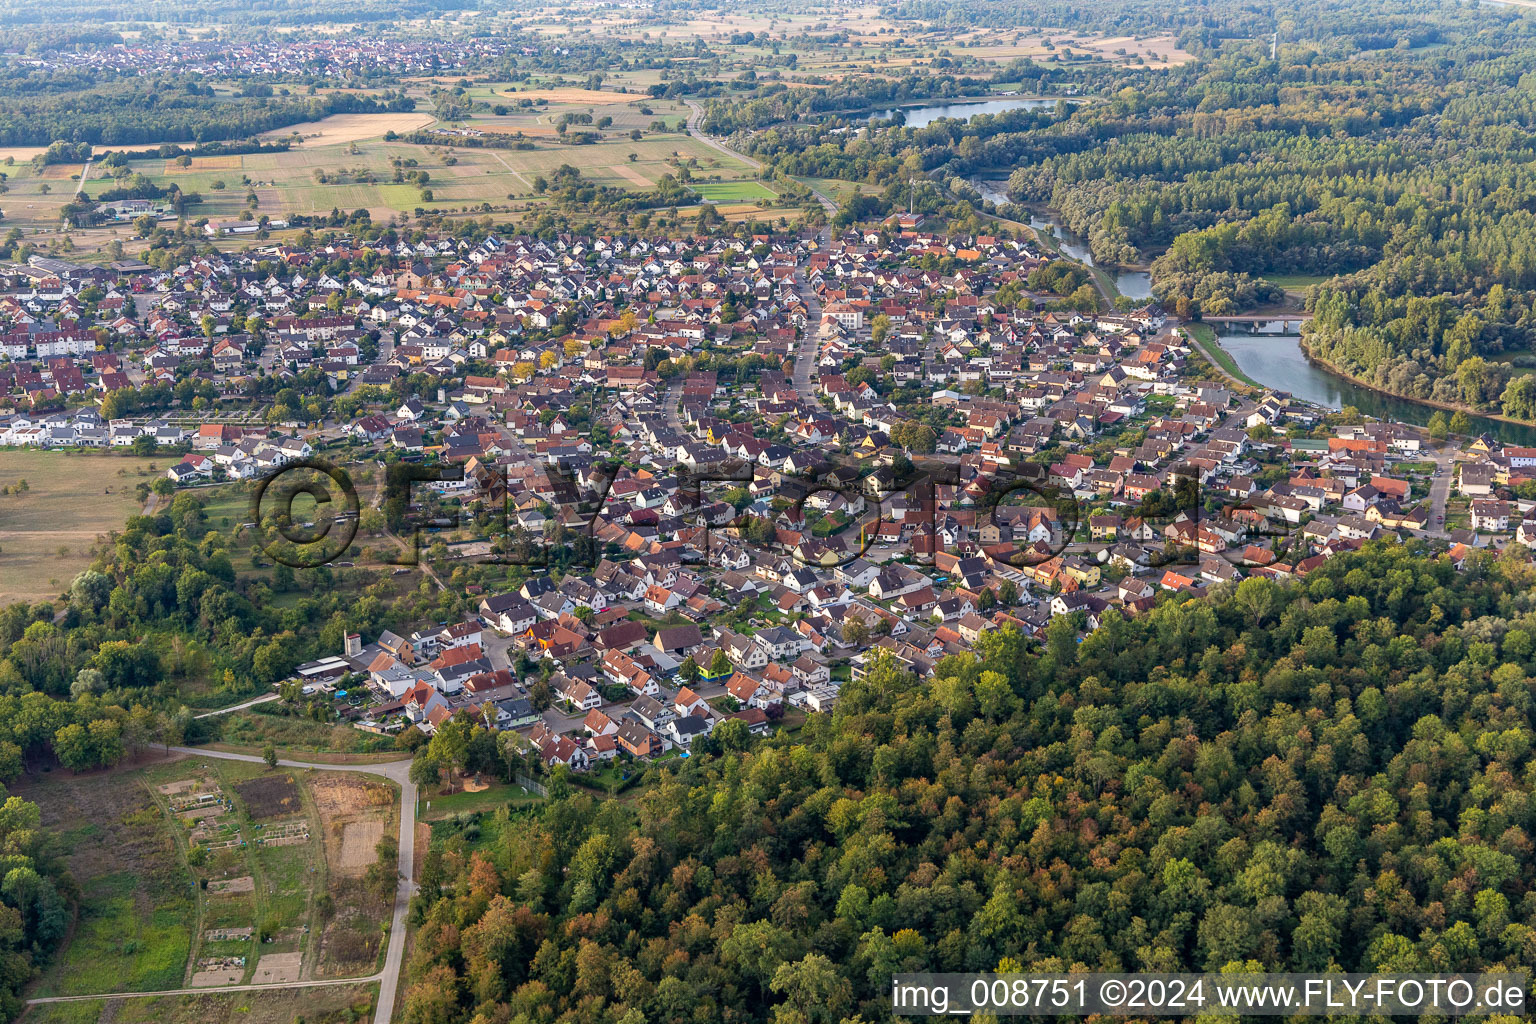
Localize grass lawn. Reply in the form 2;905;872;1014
690;180;777;202
419;780;544;821
1186;323;1262;389
20;1002;105;1024
213;710;400;757
1264;273;1329;290
1087;263;1121;301
24;766;196;996
0;450;163;605
792;176;864;204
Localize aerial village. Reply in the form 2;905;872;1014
0;220;1523;770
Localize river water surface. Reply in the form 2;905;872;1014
873;98;1064;127
1218;333;1536;444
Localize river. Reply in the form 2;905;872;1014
972;179;1154;300
1218;333;1536;445
872;97;1064;128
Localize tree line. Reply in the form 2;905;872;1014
396;539;1536;1023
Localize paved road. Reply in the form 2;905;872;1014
192;693;280;719
30;747;419;1024
683;99;761;171
1426;445;1456;537
792;224;832;395
664;376;685;431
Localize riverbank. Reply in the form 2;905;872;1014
1296;335;1536;431
1185;324;1262;389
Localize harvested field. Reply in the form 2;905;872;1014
311;773;396;976
609;163;653;186
478;123;559;137
164;155;241;173
39;163;83;179
309;773;394;819
252;951;302;985
0;450;162;605
337;820;385;875
234;774;301;819
261;111;435;146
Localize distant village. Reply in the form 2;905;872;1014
1;223;1525;769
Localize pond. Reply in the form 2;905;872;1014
872;97;1063;128
1217;333;1536;445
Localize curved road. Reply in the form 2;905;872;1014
682;98;837;216
30;747;418;1024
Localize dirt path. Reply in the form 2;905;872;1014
193;693;280;719
487;150;533;189
608;163;653;187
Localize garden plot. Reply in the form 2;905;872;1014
309;773;398;976
234;774;302;819
163;778;231;817
252;819;311;847
190;956;246;987
207;876;256;895
252;952;303;985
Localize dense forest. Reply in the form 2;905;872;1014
0;82;415;147
0;787;67;1022
399;540;1536;1023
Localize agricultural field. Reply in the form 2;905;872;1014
24;984;378;1024
85;123;757;227
0;451;164;606
23;755;398;998
0;154;83;238
504;5;1193;68
258;111;436;146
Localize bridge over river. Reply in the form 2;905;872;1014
1200;313;1313;333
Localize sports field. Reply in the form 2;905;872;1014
691;180;778;202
